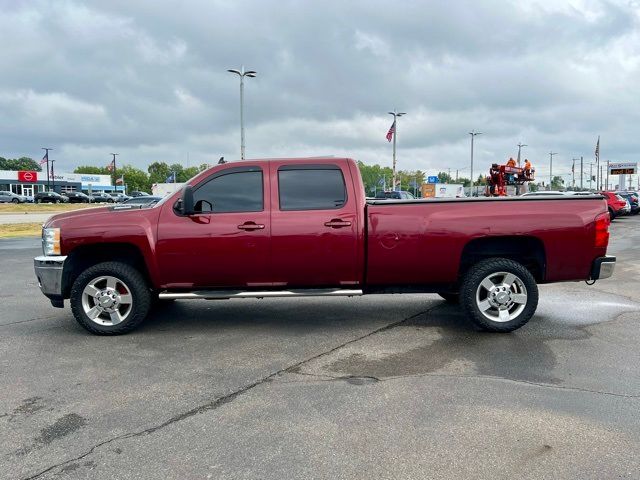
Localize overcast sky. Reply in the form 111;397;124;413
1;0;638;182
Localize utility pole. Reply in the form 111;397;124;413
516;142;527;167
469;130;482;196
549;152;557;190
227;66;257;160
606;160;609;191
110;153;119;187
388;109;406;191
580;156;583;190
42;147;52;191
589;163;594;190
572;158;579;189
455;169;458;181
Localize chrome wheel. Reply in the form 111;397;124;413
475;271;527;323
81;276;133;326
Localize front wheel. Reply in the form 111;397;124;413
70;261;152;335
11;198;19;204
460;258;538;333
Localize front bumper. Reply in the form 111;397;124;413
34;256;67;306
590;255;616;280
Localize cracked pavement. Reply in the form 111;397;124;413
1;216;640;479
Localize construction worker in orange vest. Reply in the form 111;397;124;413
506;157;516;167
524;158;532;175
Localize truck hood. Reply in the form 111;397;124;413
44;204;157;229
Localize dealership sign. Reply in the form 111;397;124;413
608;162;637;175
18;171;38;182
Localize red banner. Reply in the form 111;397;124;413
18;171;38;182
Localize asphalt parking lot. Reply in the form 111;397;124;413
2;216;640;479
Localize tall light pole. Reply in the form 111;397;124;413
388;110;406;191
227;66;257;160
42;147;53;191
469;130;482;196
548;151;557;190
516;142;527;167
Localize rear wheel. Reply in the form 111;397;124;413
460;258;538;332
11;198;19;204
608;208;616;220
70;262;151;335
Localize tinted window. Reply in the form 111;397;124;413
278;168;346;210
194;170;263;213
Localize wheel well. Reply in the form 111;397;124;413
459;236;546;282
62;243;150;298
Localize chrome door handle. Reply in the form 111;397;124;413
324;219;352;228
237;222;265;231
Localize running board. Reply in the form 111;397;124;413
158;288;363;300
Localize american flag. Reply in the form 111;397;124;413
595;136;600;160
115;175;124;185
107;159;115;172
386;121;395;142
40;153;47;165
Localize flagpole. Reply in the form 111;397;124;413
388;109;406;191
50;159;55;192
110;153;119;188
42;148;52;191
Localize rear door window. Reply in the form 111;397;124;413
278;167;346;211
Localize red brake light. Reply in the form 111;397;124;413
594;212;610;248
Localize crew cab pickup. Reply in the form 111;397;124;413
34;158;615;335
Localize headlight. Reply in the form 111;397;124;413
42;227;61;256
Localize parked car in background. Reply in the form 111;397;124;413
0;191;28;203
616;191;639;215
374;190;417;200
129;191;149;197
89;192;115;203
122;196;162;207
109;193;131;203
600;191;628;219
62;192;92;203
34;191;69;204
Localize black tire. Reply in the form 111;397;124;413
36;198;42;204
608;208;615;220
70;261;151;335
54;199;60;204
11;198;19;204
460;258;538;333
437;292;459;303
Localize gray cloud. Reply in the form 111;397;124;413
1;0;638;183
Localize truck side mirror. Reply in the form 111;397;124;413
182;185;195;215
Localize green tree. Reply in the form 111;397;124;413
0;157;42;171
182;166;200;181
147;162;171;185
119;165;151;192
551;175;565;190
74;166;110;175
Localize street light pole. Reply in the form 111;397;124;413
42;148;52;191
227;66;257;160
469;130;482;196
388;110;406;191
516;142;527;167
548;151;557;190
572;158;579;189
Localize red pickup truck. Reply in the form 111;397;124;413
34;157;615;335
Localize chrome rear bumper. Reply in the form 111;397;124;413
590;255;616;280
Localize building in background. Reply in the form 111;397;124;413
0;170;126;196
